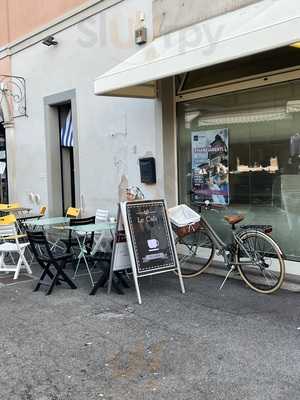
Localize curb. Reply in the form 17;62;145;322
196;261;300;293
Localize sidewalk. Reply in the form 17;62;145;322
0;266;299;400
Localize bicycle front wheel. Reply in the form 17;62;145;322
236;230;285;294
175;229;215;278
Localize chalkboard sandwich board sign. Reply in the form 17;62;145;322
108;200;185;304
126;200;177;276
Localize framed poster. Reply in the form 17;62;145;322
191;129;229;205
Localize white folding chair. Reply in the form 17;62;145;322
0;215;32;279
91;209;110;256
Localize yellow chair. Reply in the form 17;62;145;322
0;203;21;211
0;214;17;225
66;207;80;218
8;203;21;209
39;206;47;217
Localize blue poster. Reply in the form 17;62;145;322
191;129;229;205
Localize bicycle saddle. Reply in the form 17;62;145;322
224;215;245;225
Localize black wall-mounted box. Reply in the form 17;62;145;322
139;157;156;184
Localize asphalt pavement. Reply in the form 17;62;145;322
0;266;299;400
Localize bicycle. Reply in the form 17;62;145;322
173;202;285;294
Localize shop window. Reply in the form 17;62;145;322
178;80;300;261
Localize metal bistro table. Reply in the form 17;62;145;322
1;207;32;215
26;217;70;250
67;222;116;286
25;217;70;227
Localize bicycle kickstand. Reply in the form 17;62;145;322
219;265;235;291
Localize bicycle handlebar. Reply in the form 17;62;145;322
197;201;227;211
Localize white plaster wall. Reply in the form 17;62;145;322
153;0;261;37
11;0;164;216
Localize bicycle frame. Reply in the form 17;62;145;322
200;216;264;268
200;216;226;251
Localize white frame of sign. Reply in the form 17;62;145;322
108;200;185;304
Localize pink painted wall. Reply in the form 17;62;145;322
0;0;88;75
0;0;9;47
6;0;88;44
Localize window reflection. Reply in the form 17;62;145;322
178;81;300;260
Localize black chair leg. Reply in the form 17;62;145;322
34;264;54;292
57;269;77;290
115;272;130;288
112;275;125;295
54;260;77;290
89;271;107;295
33;281;41;292
46;275;58;295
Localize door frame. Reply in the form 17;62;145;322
58;104;76;214
44;89;80;216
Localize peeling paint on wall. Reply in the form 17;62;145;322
118;174;128;202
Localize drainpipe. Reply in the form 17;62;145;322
0;83;16;202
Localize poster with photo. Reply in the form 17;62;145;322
191;129;229;205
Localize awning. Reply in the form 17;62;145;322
94;0;300;98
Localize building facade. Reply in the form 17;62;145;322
1;0;300;275
94;0;300;275
0;0;163;217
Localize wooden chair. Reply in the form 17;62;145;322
27;230;77;295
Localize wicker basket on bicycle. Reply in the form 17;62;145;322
169;204;202;238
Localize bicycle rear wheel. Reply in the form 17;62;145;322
236;230;285;294
175;229;215;278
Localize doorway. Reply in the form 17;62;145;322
44;90;80;217
58;103;75;215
